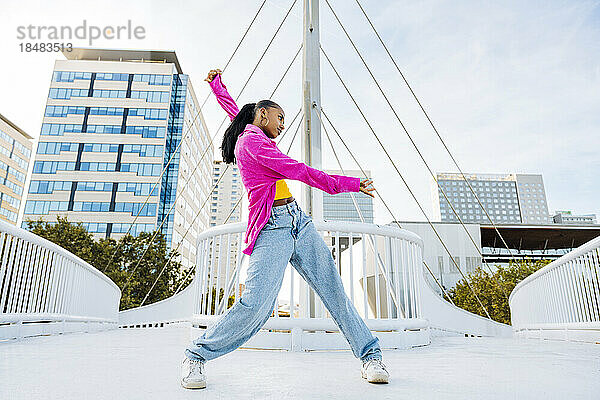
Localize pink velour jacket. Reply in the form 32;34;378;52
209;74;360;255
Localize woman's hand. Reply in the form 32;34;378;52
359;179;375;198
204;69;222;83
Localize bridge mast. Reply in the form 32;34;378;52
301;0;323;220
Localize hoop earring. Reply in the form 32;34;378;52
260;115;269;128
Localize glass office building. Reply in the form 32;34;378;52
24;48;213;268
0;114;32;225
434;173;550;225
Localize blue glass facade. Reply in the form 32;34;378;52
31;60;203;261
157;74;187;247
30;66;182;239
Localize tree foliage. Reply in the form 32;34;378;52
25;216;194;310
449;259;552;325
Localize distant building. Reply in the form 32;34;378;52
210;161;242;226
208;161;243;287
433;173;550;225
553;210;597;225
323;169;373;223
0;114;33;225
24;48;213;268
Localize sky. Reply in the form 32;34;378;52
0;0;599;225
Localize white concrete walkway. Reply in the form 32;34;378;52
1;323;599;399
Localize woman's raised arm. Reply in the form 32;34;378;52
205;69;240;121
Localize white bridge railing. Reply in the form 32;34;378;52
191;220;429;351
0;220;121;340
509;235;600;343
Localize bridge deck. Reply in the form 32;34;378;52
1;324;598;399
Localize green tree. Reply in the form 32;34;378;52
449;259;551;325
102;231;193;310
26;216;96;265
25;216;194;311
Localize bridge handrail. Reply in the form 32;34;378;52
509;235;600;303
0;220;120;291
508;235;600;342
196;220;424;246
0;219;121;340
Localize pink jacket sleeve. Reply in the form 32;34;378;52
209;74;239;121
254;140;360;195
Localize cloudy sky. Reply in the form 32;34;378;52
1;0;598;224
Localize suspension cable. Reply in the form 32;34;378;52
320;44;492;319
102;0;270;272
211;110;306;313
317;105;455;306
270;44;302;99
122;105;299;293
314;103;407;316
137;7;302;304
353;0;519;265
148;107;303;304
117;3;299;289
140;165;231;306
220;107;303;227
323;0;509;300
172;109;304;296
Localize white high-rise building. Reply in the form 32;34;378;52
24;48;213;268
0;114;32;225
210;161;242;226
208;161;243;287
433;173;550;225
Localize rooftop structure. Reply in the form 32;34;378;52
553;210;597;225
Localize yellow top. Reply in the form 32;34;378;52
274;179;293;200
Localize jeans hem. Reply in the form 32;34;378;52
184;349;206;363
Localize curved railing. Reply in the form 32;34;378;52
420;279;512;337
191;220;429;351
0;220;121;340
119;279;195;328
509;235;600;342
118;219;515;347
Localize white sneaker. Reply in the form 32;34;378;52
361;359;389;383
181;357;207;389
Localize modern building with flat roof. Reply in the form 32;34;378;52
552;210;597;225
23;48;213;268
0;114;32;225
433;172;550;225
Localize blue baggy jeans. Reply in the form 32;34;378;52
185;200;382;363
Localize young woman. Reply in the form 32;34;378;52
181;69;389;389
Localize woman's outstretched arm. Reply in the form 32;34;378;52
205;69;239;121
252;138;364;195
